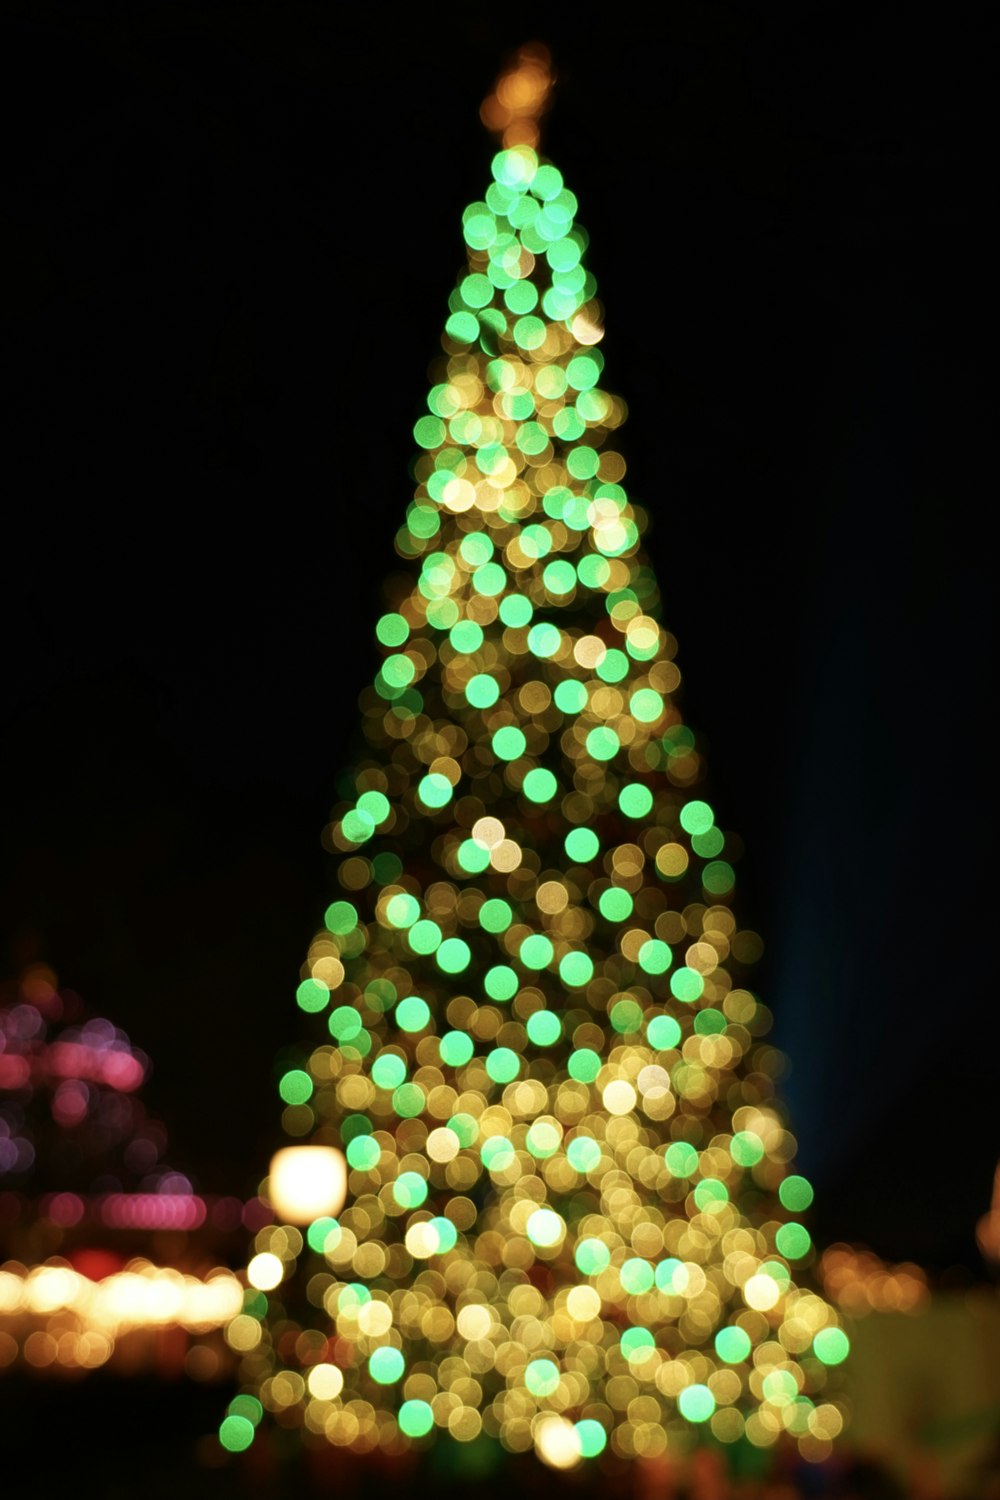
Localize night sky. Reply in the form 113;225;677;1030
2;7;992;1273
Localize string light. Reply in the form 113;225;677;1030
0;1259;242;1372
225;109;848;1471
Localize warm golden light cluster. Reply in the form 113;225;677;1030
222;141;848;1470
976;1162;1000;1263
819;1244;930;1318
0;1258;242;1372
480;42;553;149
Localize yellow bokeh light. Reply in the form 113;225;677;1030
602;1079;637;1116
744;1274;781;1311
566;1285;601;1322
247;1253;284;1292
456;1303;492;1341
308;1362;345;1400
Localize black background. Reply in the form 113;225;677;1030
1;5;992;1273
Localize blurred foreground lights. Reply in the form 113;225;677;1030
268;1145;347;1224
0;1258;242;1371
534;1414;581;1470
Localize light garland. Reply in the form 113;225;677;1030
0;1258;242;1371
223;128;849;1470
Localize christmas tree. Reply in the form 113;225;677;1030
221;48;849;1473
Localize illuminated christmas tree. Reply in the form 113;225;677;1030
221;47;849;1473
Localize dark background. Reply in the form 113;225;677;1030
1;5;992;1274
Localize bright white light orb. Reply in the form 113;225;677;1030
566;1285;601;1322
602;1079;637;1116
247;1252;284;1291
307;1362;344;1400
534;1414;581;1470
744;1272;781;1311
268;1146;347;1225
456;1304;492;1341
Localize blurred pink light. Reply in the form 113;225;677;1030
99;1194;206;1230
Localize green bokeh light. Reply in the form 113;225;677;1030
585;726;620;761
278;1069;313;1106
485;1047;519;1083
638;939;672;975
813;1327;850;1365
398;1399;434;1437
219;1415;255;1452
479;898;512;932
520;934;554;970
678;1384;715;1423
715;1326;752;1363
522;767;557;803
665;1142;699;1178
393;1171;429;1209
554;679;587;714
618;783;653;818
345;1134;380;1171
484;965;518;1001
670;966;704;1001
418;772;453;808
296;978;329;1014
324;901;358;935
647;1015;682;1050
776;1223;812;1259
526;1009;562;1046
436;937;471;973
524;1358;560;1396
575;1419;607;1457
492;726;527;760
439;1030;474;1067
371;1053;407;1090
568;1047;601;1082
567;1136;601;1173
465;674;500;709
369;1347;405;1384
780;1175;815;1211
565;827;599;862
599;887;633;921
575;1237;611;1275
392;1082;426;1118
395;996;431;1032
731;1131;765;1166
559;951;594;987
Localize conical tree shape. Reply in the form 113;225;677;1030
222;139;849;1471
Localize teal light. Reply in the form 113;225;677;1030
395;995;431;1032
574;1237;611;1275
715;1326;752;1363
465;673;500;708
647;1014;682;1050
479;898;512;932
369;1347;405;1384
565;827;599;862
492;725;527;760
439;1030;474;1066
526;1009;561;1045
522;767;557;803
